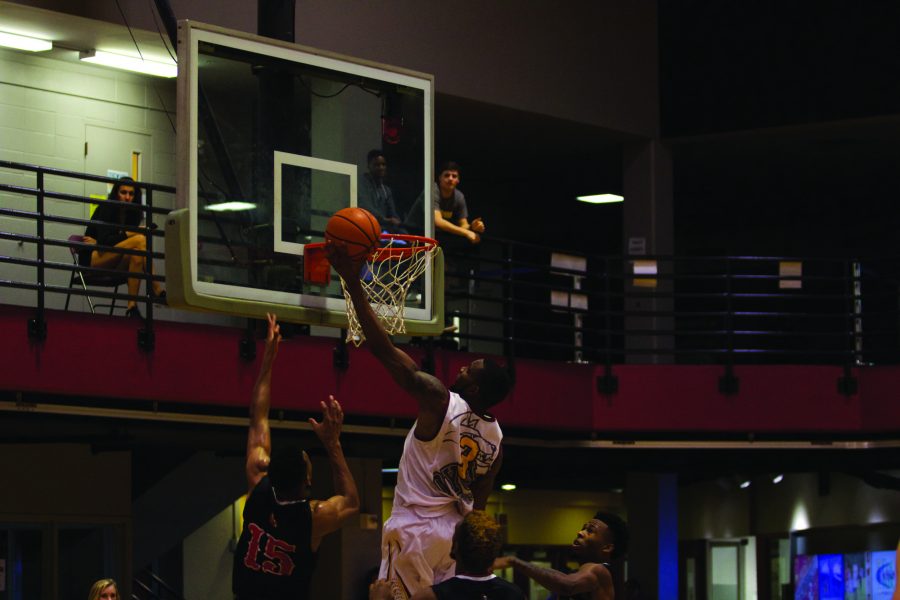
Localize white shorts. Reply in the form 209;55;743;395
379;506;461;599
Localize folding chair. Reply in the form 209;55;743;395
64;234;129;314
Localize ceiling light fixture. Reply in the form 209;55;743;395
500;483;517;491
79;50;176;78
381;467;399;474
206;201;257;212
0;31;52;52
773;474;784;484
576;193;624;204
739;480;751;489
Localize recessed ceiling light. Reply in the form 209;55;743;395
576;194;624;204
79;50;176;78
0;31;52;52
206;201;257;212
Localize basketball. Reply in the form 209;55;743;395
325;207;381;260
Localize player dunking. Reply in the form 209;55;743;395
329;245;513;598
233;313;360;600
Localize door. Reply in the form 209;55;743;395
83;125;152;215
709;542;743;600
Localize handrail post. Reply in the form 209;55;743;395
28;168;48;340
719;257;739;394
851;261;863;366
838;259;859;395
138;185;156;351
597;255;618;395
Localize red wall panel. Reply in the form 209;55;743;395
1;306;897;434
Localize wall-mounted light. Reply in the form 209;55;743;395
206;201;257;212
0;31;52;52
772;474;784;484
79;50;176;78
576;194;624;204
500;483;517;491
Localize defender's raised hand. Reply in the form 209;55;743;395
264;312;281;358
309;395;344;448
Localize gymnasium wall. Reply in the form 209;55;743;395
0;46;177;311
680;471;900;540
16;0;660;138
2;306;899;434
0;443;130;519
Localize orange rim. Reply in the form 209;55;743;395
305;234;438;262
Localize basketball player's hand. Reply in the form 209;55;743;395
492;556;513;570
471;217;485;234
466;229;481;244
309;395;343;447
82;236;97;246
264;312;281;358
368;579;393;600
324;239;362;281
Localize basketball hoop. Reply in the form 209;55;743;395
304;234;439;346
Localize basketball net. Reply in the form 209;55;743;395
339;235;438;346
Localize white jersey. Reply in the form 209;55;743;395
393;392;503;517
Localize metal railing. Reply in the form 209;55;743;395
0;160;172;347
2;159;899;368
437;237;899;369
133;570;187;600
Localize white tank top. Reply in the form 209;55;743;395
393;392;503;517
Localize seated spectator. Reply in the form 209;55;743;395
369;510;524;600
78;177;163;319
87;578;119;600
405;161;484;245
358;149;405;234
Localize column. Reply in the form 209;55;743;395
625;472;679;600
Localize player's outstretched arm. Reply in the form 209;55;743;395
493;559;612;600
327;243;448;438
246;313;280;493
309;396;360;550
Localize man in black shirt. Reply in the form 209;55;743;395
492;512;628;600
233;313;360;600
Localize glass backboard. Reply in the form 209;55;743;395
167;21;443;333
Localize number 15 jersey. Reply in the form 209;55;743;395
232;476;316;600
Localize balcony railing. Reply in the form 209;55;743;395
2;159;899;368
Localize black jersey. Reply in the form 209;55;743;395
232;477;316;600
432;575;525;600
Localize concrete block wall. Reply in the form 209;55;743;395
0;47;244;327
0;47;175;309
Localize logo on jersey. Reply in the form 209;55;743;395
432;412;498;502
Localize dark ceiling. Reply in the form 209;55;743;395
434;94;626;255
427;3;900;259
